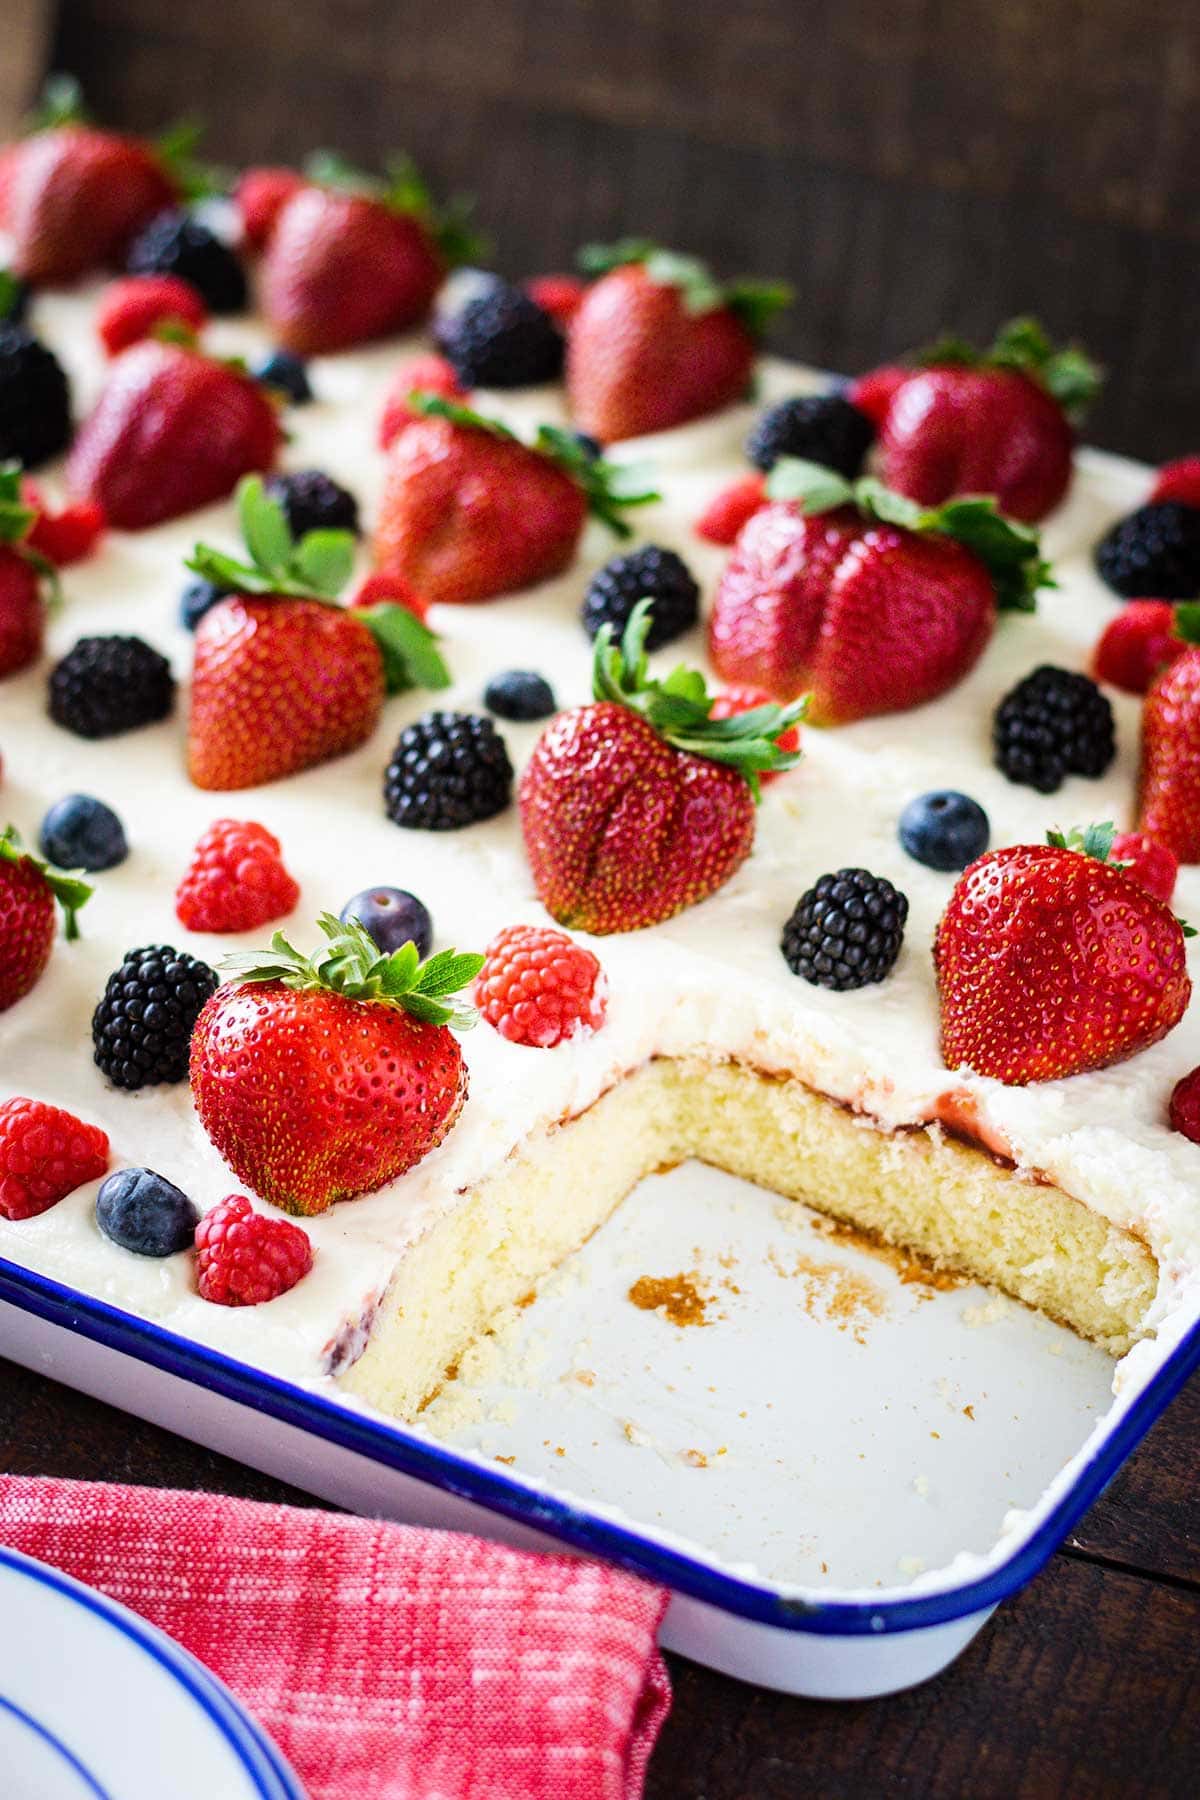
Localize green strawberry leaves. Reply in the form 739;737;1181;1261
1047;824;1197;935
916;316;1103;421
1173;602;1200;646
0;825;92;942
0;272;24;325
592;599;805;799
27;73;88;132
575;242;791;338
357;602;451;694
303;150;485;265
409;392;518;442
765;458;1052;613
222;913;483;1029
0;462;35;547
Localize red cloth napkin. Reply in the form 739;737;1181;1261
0;1476;671;1800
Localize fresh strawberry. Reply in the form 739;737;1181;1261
186;476;449;790
935;824;1190;1085
873;319;1100;523
1092;599;1184;696
1168;1067;1200;1143
67;339;281;530
348;569;429;623
0;465;55;677
195;1193;312;1304
1111;831;1178;904
1149;456;1200;511
709;463;1048;723
520;601;803;934
524;273;586;330
0;825;91;1012
845;364;909;429
190;914;483;1214
567;243;790;442
694;474;767;545
0;1096;109;1220
1137;610;1200;861
19;478;105;567
373;395;657;606
233;165;305;251
709;684;800;784
96;273;207;357
377;353;466;451
475;922;607;1047
176;819;300;933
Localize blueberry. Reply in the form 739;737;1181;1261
96;1167;199;1257
483;669;557;722
39;794;128;871
181;576;231;632
252;348;312;405
899;791;990;873
340;887;433;957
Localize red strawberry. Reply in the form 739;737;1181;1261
0;825;91;1012
377;353;466;451
1092;599;1184;696
935;825;1191;1085
1111;831;1178;905
96;273;207;357
845;364;909;429
567;245;789;442
709;466;1047;723
190;915;482;1214
20;478;105;568
195;1194;312;1304
1150;456;1200;511
709;684;800;784
694;473;767;546
874;320;1100;523
520;601;802;933
0;1096;109;1221
1;125;176;284
0;467;53;677
1137;615;1200;861
348;569;429;623
67;340;281;530
1168;1067;1200;1142
176;819;300;933
233;165;305;251
525;273;586;330
373;398;657;606
475;922;607;1047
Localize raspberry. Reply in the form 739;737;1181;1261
175;819;299;933
694;474;767;545
348;569;429;622
1168;1067;1200;1144
1111;832;1178;905
845;365;909;429
235;166;305;250
1150;457;1200;511
378;354;467;451
709;684;800;785
0;1096;109;1221
96;275;208;358
20;480;105;567
195;1194;313;1305
524;274;587;330
1092;600;1183;696
475;923;607;1048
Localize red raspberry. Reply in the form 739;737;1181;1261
0;547;43;677
524;273;587;330
1111;831;1178;904
0;1097;109;1221
195;1194;313;1305
96;275;208;358
175;819;299;934
348;568;429;622
1169;1066;1200;1143
694;474;767;546
709;684;801;786
1150;456;1200;511
846;364;910;429
378;354;467;451
475;923;607;1048
1092;600;1184;696
20;479;106;567
234;166;305;251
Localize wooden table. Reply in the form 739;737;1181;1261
1;1355;1196;1796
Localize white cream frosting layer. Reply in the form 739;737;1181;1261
1;283;1198;1395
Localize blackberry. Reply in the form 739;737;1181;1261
1095;502;1200;599
442;283;564;388
0;324;71;469
180;576;231;632
125;210;248;314
484;668;557;721
384;711;513;830
746;393;874;477
582;546;700;650
781;869;908;991
432;267;507;351
265;469;360;538
251;348;312;405
993;665;1115;794
49;636;175;739
92;945;218;1090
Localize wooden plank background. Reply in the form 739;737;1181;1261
29;0;1200;462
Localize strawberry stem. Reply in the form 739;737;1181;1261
575;242;791;337
26;73;88;133
188;474;356;600
303;151;485;264
915;316;1102;420
0;826;92;942
1046;823;1118;863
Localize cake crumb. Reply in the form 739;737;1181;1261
628;1270;710;1327
623;1420;652;1448
567;1368;596;1388
963;1404;976;1420
913;1474;931;1498
494;1454;515;1466
820;1561;829;1575
682;1448;708;1468
963;1294;1010;1328
898;1555;926;1577
767;1246;886;1341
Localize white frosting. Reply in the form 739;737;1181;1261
3;282;1199;1407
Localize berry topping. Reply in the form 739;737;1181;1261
39;794;128;873
845;364;908;428
0;324;72;469
582;545;700;650
694;473;767;546
1092;599;1185;695
483;668;557;722
524;274;587;329
0;826;92;1011
377;352;466;450
1111;831;1178;905
96;1166;199;1257
92;943;218;1089
175;819;300;934
441;281;565;389
347;568;429;622
233;166;305;251
1149;457;1200;511
0;473;49;679
20;485;105;568
993;665;1115;794
898;790;990;873
96;274;208;357
781;869;908;991
180;575;231;632
1168;1067;1200;1144
1095;503;1200;600
250;347;312;405
475;922;607;1048
0;1097;109;1221
432;268;507;344
708;684;800;785
48;635;176;739
264;468;360;539
384;711;514;831
195;1193;313;1305
126;210;248;313
1136;615;1200;863
746;393;874;477
339;886;433;958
